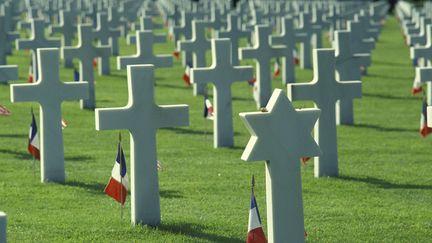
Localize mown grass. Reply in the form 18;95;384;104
0;16;431;242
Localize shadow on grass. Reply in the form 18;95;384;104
158;222;243;243
363;93;418;100
372;60;408;67
0;148;32;160
160;189;184;199
155;83;191;90
0;133;27;139
65;155;95;162
336;175;432;190
353;123;418;133
162;127;241;136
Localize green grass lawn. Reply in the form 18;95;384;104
1;16;431;242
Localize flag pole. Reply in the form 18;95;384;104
31;107;36;178
119;132;124;220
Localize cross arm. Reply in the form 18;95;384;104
95;46;112;57
62;82;90;101
62;46;80;60
155;105;189;128
15;39;33;50
177;40;195;52
354;53;371;67
95;108;134;131
232;66;254;82
10;84;42;103
238;47;257;60
339;81;362;99
287;82;319;103
190;67;216;85
0;65;18;83
410;46;430;60
7;32;19;42
417;67;432;83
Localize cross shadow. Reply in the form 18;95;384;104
65;155;94;162
336;175;432;190
0;148;32;160
160;189;183;199
232;96;252;102
155;83;191;90
158;222;243;243
162;127;241;136
363;93;418;101
373;60;409;67
59;180;106;193
0;133;27;138
353;123;418;133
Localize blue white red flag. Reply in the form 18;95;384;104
27;61;33;83
204;97;214;120
420;99;432;137
273;58;280;77
183;63;192;85
412;76;423;95
104;142;129;205
247;176;267;243
28;111;40;160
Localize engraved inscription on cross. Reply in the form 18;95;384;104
191;39;253;148
10;48;89;183
288;49;362;178
62;24;111;110
95;65;189;226
16;19;61;80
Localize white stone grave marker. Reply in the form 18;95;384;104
10;48;89;182
95;65;189;226
191;39;253;147
240;89;320;243
288;49;361;177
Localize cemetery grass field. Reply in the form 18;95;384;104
1;16;432;242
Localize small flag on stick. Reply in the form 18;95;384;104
28;109;40;160
104;136;129;205
420;99;432;137
247;175;267;243
182;63;192;85
204;97;214;120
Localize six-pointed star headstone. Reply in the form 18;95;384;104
117;31;173;70
95;65;189;226
10;48;89;183
62;24;111;110
191;38;253;148
240;88;321;243
288;49;362;178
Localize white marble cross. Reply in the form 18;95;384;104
288;49;362;178
93;13;120;73
0;65;18;84
417;67;432;105
191;38;253;148
0;212;5;243
216;13;251;66
118;31;172;70
10;48;89;182
347;20;375;71
239;25;287;108
178;20;212;96
411;24;432;67
334;30;368;125
271;17;297;84
16;19;61;80
173;11;195;67
50;10;76;68
127;16;166;45
0;15;19;65
95;64;189;226
240;89;320;243
62;24;111;110
294;12;314;69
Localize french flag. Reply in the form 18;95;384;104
28;111;40;160
293;49;300;65
27;62;33;83
273;58;280;77
412;76;423;95
204;97;214;120
247;176;267;243
173;49;180;60
104;142;129;205
420;99;432;137
183;63;192;86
